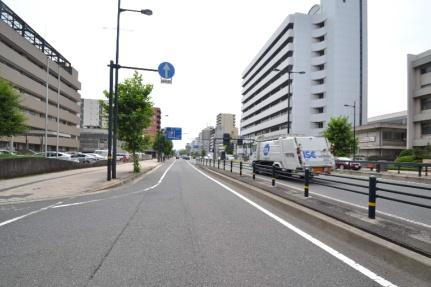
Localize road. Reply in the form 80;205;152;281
221;161;431;228
0;159;427;286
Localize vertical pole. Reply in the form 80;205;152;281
272;165;275;187
218;159;220;169
419;166;422;177
304;168;310;197
368;176;377;219
56;64;60;155
107;61;113;181
397;165;400;174
253;164;256;180
230;161;233;173
45;58;49;153
287;71;291;135
113;0;122;179
223;160;226;170
240;161;243;176
353;101;356;160
426;166;428;176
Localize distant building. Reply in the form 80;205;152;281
144;107;161;138
80;99;106;129
213;113;239;156
199;127;214;154
240;0;367;139
407;49;431;148
357;111;407;160
0;1;81;151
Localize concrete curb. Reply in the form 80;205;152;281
198;165;431;283
91;164;161;192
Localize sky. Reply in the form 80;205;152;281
5;0;431;149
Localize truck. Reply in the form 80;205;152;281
250;136;334;174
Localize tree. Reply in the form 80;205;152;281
224;144;234;155
323;116;357;157
164;139;173;157
0;78;27;137
153;131;166;162
107;72;153;172
200;148;207;158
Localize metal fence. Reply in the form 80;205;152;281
196;158;431;220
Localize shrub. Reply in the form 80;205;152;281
395;155;418;163
398;149;414;157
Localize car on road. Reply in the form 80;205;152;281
71;153;97;163
335;157;361;170
116;152;130;162
0;149;17;156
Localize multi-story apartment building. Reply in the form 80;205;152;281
240;0;367;139
407;49;431;148
0;1;81;151
144;107;161;138
199;127;213;154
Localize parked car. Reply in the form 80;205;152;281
86;153;106;161
116;152;130;161
335;157;361;170
71;153;97;163
36;151;79;162
226;154;235;161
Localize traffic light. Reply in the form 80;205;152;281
237;139;243;145
223;133;230;145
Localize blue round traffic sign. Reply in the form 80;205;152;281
158;62;175;79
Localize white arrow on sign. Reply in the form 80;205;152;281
163;63;171;79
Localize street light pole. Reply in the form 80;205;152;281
274;68;305;136
111;0;152;178
344;101;356;159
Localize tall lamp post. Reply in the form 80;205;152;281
274;68;305;135
112;0;152;178
344;101;356;160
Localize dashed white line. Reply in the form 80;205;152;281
189;162;397;287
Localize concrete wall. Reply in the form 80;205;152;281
0;158;107;179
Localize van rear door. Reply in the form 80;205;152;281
295;137;334;171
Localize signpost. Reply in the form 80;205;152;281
158;62;175;84
164;127;182;140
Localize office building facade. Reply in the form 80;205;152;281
240;0;367;139
144;107;161;138
80;99;106;129
0;1;81;151
407;49;431;148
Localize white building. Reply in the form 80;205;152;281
407;49;431;148
80;99;106;129
240;0;367;139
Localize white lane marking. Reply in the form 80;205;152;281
188;163;397;287
0;201;63;228
241;170;431;230
0;162;177;226
52;160;177;209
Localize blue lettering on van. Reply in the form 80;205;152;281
263;144;270;156
303;151;316;159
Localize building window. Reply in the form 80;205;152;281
422;121;431;135
314;107;324;114
382;131;405;141
420;64;431;74
421;97;431;110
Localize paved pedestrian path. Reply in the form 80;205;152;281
0;160;160;204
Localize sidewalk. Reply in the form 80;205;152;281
0;159;161;204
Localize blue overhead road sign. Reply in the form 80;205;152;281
158;62;175;79
164;127;182;140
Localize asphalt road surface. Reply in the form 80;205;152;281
0;159;427;286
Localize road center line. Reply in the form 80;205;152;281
188;162;397;287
